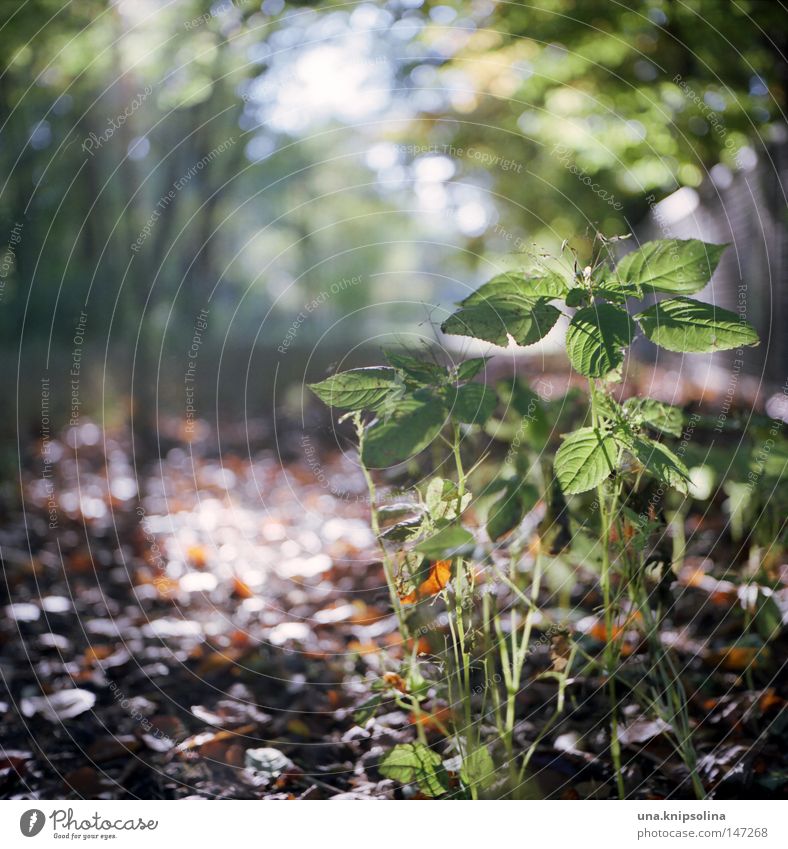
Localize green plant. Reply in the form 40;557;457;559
308;238;760;799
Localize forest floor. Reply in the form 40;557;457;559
1;415;786;800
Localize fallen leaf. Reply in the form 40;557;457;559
64;766;107;796
618;716;671;746
86;736;140;762
21;689;96;722
186;545;208;569
232;577;254;599
245;747;292;779
401;560;452;605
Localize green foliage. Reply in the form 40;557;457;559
555;427;617;495
309;236;764;800
486;480;539;541
442;299;562;348
448;383;497;425
311;239;752;488
624;398;685;437
415;525;474;559
361;393;446;468
636;297;760;353
615;239;727;295
565;304;636;378
308;367;402;410
631;437;690;494
459;746;496;791
379;743;449;797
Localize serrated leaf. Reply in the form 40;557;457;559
631;437;690;493
460;270;568;304
555;427;617;495
448;383;497;424
442;300;561;347
456;357;489;381
361;394;447;468
592;279;643;302
616;239;727;294
415;525;474;559
625;398;684;437
384;351;445;384
636;297;759;353
309;367;401;410
379;743;449;797
460;746;496;791
565;304;637;378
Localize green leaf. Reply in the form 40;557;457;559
460;746;496;791
361;394;447;468
384;351;445;384
625;398;684;437
592;394;623;425
565;304;637;378
415;525;474;559
448;383;497;424
309;367;401;410
442;299;561;347
455;357;489;381
425;478;471;522
555;427;617;495
353;694;383;724
753;591;783;642
592;279;643;302
636;297;760;353
379;743;449;797
632;437;690;493
487;481;539;541
616;239;727;294
460;270;567;304
566;287;590;308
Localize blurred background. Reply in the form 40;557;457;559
0;0;786;448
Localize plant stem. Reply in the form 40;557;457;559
354;413;409;641
588;379;626;799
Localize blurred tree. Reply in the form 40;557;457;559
0;0;784;429
405;0;787;253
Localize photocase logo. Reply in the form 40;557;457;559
20;809;45;837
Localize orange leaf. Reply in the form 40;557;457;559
401;560;453;605
382;672;408;693
407;636;432;656
186;545;208;569
411;706;453;734
759;689;783;713
419;560;452;597
347;640;379;656
232;577;254;599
